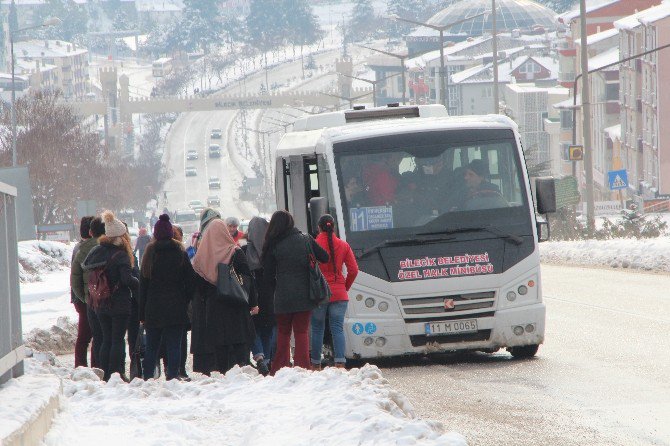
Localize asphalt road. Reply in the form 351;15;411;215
381;264;670;445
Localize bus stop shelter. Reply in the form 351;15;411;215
0;180;23;385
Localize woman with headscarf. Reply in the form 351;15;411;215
243;216;274;375
188;208;221;259
191;219;258;374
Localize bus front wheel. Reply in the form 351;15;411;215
508;344;539;359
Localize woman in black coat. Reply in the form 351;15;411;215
262;210;328;375
82;211;139;382
191;219;258;375
139;215;195;380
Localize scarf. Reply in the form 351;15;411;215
246;216;269;270
192;219;238;285
200;208;221;235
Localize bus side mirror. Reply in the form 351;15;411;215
309;197;329;235
535;178;556;214
536;220;550;242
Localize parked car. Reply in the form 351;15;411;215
186;150;198;160
208;144;221;158
185;166;197;176
207;195;220;207
208;177;221;189
211;128;222;139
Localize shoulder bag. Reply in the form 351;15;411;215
216;251;249;306
303;234;332;306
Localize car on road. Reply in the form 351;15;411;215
207;195;220;207
188;200;205;213
208;177;221;189
174;209;199;234
209;144;221;158
211;128;222;139
186;150;198;160
185;166;197;176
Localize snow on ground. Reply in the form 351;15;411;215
540;236;670;273
18;241;72;283
40;364;465;446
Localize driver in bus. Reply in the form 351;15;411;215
463;159;508;210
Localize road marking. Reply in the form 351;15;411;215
545;296;670;324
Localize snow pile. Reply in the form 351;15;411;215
0;362;61;441
540;237;670;272
24;316;78;355
18;241;73;283
44;365;466;446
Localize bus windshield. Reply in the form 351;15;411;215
333;129;531;251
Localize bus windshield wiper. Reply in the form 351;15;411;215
356;234;456;259
417;226;524;245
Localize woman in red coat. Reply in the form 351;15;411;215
310;214;359;369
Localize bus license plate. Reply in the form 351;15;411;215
425;319;478;336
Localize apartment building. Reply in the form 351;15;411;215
14;40;90;98
615;3;670;197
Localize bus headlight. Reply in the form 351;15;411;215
513;326;524;336
364;337;374;346
506;291;517;301
364;298;376;308
518;285;528;295
378;301;389;312
375;337;386;347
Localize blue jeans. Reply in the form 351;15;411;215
143;325;183;380
251;325;276;362
311;301;348;365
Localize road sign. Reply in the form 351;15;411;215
607;170;628;190
569;145;583;161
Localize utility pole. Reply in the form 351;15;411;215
579;0;594;233
492;0;499;114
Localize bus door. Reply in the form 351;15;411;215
275;155;333;235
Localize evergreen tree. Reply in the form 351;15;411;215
387;0;428;38
349;0;378;42
180;0;222;53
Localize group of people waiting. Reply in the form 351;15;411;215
69;206;358;382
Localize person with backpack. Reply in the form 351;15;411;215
310;215;359;370
139;215;195;381
71;216;106;368
69;216;95;368
261;210;329;375
191;219;258;374
82;211;139;382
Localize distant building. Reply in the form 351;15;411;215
614;3;670;197
136;0;183;26
14;40;90;98
16;58;58;92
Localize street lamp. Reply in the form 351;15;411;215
339;72;401;107
391;10;490;111
319;90;373;109
10;17;62;167
357;45;409;105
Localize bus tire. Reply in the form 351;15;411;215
508;344;539;359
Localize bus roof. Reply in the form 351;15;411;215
276;114;519;157
153;57;172;64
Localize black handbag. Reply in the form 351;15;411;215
129;323;145;380
216;259;249;306
303;234;332;305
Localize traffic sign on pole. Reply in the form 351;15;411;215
607;170;628;191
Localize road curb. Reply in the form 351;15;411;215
0;374;62;446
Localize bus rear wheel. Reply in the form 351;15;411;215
508;344;539;359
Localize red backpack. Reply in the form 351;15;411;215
88;252;122;310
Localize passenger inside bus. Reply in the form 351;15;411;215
361;153;402;206
462;159;509;210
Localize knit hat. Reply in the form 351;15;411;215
467;159;490;178
101;210;127;238
153;214;173;240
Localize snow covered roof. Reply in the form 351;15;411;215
553;94;580;109
589;47;620;71
586;28;619;45
558;0;620;24
136;0;184;12
15;40;87;58
451;54;557;84
613;4;670;31
16;58;57;73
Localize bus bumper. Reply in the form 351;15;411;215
346;303;546;359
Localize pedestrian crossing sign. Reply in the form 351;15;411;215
607;169;628;190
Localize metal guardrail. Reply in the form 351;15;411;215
0;180;23;385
